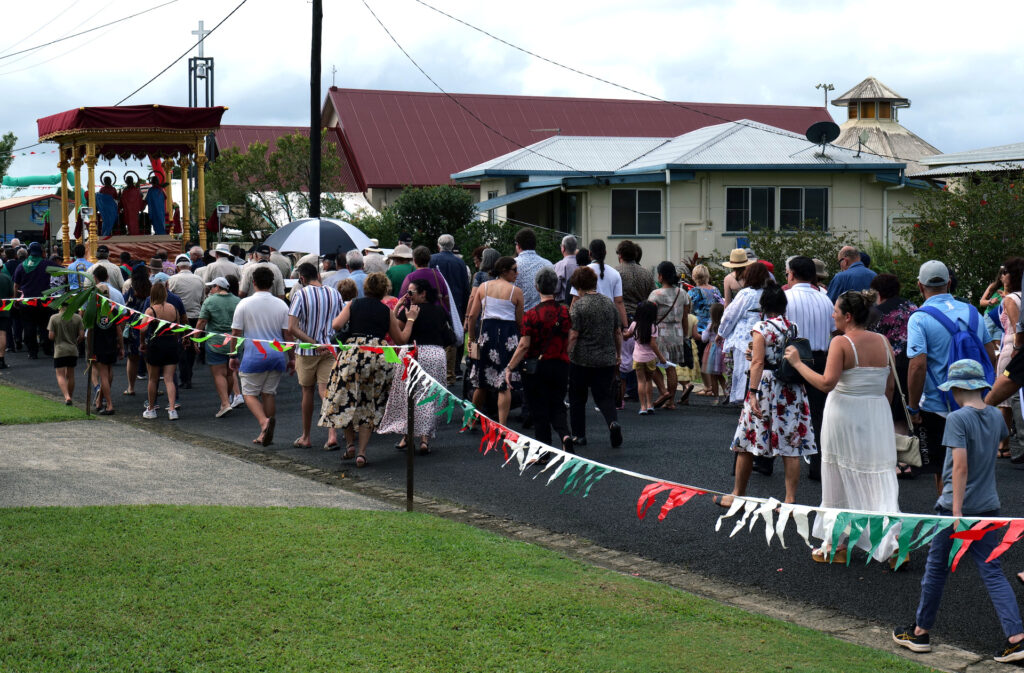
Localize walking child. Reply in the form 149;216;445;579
701;302;727;403
624;300;667;415
893;359;1024;663
48;307;84;405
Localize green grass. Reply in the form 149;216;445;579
0;507;935;673
0;384;89;424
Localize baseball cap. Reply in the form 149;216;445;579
152;272;170;283
28;242;43;255
175;254;191;266
918;260;950;287
96;244;109;255
938;359;990;392
398;231;413;244
205;276;230;290
256;244;271;256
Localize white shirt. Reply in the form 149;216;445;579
569;262;623;300
784;283;835;352
88;260;124;292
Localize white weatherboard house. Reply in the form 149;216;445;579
452;120;928;261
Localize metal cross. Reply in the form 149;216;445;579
192;20;212;58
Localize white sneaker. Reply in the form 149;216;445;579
215;405;232;418
168;409;179;420
231;394;245;409
142;407;157;419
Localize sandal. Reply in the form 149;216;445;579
999;449;1012;459
653;392;673;409
322;441;339;451
418;440;431;456
343;445;357;460
811;547;848;564
712;494;734;509
293;438;313;449
122;389;135;396
355;454;367;468
679;383;694;405
395;438;408;451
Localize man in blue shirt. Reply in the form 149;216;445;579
906;260;997;493
68;244;91;292
826;245;876;302
345;250;367;298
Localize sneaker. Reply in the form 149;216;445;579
609;421;623;448
142;407;158;420
995;638;1024;663
168;409;179;420
231;394;245;409
892;624;930;653
215;405;232;418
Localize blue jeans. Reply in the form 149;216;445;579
916;508;1024;637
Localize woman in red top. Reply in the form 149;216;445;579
506;268;572;461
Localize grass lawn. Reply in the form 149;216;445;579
0;507;936;673
0;383;89;424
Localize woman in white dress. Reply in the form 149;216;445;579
784;289;902;566
718;261;772;404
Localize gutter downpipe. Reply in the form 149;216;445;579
665;169;671;263
883;174;907;248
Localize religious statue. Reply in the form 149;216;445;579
98;174;118;200
145;175;167;235
97;191;118;237
119;175;143;235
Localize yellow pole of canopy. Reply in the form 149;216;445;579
85;143;97;262
59;151;70;265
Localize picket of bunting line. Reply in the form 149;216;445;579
5;294;1024;570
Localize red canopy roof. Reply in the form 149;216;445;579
326;88;834;190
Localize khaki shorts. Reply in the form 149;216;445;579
633;360;657;372
240;370;283;397
296;353;335;387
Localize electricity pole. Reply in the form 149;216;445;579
310;0;322;218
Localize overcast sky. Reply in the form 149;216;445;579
2;0;1021;188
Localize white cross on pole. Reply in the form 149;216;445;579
192;20;211;58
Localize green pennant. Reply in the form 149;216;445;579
383;347;402;364
437;393;458;424
298;342;316;351
842;515;872;566
865;516;902;564
171;326;190;333
417;383;444;407
461;402;477;429
191;333;216;343
580;467;612;498
560;460;591;495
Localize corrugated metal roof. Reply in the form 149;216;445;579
919;141;1024;167
832;77;909;106
832;121;941;176
0;193;58;213
913;161;1024;177
214;125;360;193
327;88;832;189
457;136;667;177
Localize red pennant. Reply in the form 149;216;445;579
951;520;1008;571
637;482;707;521
637;483;675;519
253;340;267;357
986;520;1024;564
26;298;38;307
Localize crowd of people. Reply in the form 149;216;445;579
5;231;1024;662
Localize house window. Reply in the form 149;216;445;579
848;103;858;120
725;187;775;232
861;102;876;119
486;190;498;224
780;187;829;231
611;189;661;236
878;101;892;119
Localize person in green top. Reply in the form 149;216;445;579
0;264;13;369
386;245;414;293
196;277;243;417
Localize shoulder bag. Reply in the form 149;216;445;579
888;340;922;468
766;319;812;385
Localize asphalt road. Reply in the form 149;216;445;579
3;349;1023;655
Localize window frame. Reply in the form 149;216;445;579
610;188;663;237
725;186;776;232
725;185;830;233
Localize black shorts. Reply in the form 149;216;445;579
54;355;78;369
917;410;948;475
93;350;118;365
1004;349;1024;387
145;338;180;368
0;314;10;331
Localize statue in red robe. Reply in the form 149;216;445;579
98;176;118;200
118;176;143;235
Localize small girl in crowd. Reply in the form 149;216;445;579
625;300;667;415
702;302;727;404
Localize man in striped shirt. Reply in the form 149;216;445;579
785;255;835;481
288;263;343;450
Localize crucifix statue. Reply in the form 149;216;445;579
192;20;212;57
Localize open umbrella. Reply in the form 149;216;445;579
263;217;374;256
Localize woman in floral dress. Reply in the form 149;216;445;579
466;256;524;425
715;285;817;508
648;261;690;409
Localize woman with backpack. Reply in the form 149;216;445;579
714;285;816;509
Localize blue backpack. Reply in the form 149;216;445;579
919;305;995;411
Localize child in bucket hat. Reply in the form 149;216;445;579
893;359;1024;662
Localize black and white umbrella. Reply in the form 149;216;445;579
263;217;374;256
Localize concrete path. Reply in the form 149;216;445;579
0;419;394;510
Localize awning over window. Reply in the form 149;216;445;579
473;185;560;212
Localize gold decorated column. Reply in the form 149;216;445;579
71;147;83;249
162;158;175;236
85;143;98;261
59;151;71;265
179;155;191;245
196;139;208;250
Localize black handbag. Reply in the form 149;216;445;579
766;320;812;385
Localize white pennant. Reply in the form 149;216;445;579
730;499;762;538
715;497;746;532
755;498;781;545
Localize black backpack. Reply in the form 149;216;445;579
766;320;812;385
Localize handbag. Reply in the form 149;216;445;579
888;343;922;468
766;320;812;385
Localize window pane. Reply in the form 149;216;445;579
779;187;801;210
637;190;661;213
726;210;747;232
637;213;660;235
848;103;858;119
878;101;891;119
726;187;747;210
611;190;636;236
861;102;876;119
804;188;828;230
749;187;774;231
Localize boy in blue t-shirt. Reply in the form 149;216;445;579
893;359;1024;663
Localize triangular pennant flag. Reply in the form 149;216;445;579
253;340;267;357
866;516;902;565
383;347;402;364
658;486;705;521
459;401;477;431
714;496;746;532
191;333;216;343
637;483;676;520
986;520;1024;564
950;520;1007;572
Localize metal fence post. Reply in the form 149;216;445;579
406;373;415;512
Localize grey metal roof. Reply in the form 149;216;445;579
918;141;1024;167
832;77;909;106
833;121;941;176
453;136;667;178
913;161;1024;178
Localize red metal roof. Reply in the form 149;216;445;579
213;125;360;193
326;88;835;189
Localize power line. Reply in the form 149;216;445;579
0;0;84;57
0;0;179;62
115;0;248;105
360;0;602;180
409;0;928;168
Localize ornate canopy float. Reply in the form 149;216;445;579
37;104;227;262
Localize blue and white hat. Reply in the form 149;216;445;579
938;359;990;392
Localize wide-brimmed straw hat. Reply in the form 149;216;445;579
388;244;414;261
722;248;756;268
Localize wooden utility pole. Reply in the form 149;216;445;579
310;0;322;218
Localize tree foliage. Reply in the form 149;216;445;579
902;171;1024;302
0;132;17;184
745;227;857;279
204;131;347;241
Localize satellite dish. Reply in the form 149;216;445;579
805;121;841;145
858;130;870;145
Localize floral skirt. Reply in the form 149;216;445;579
731;370;817;458
378;344;446;438
318;337;395;430
470;318;520;392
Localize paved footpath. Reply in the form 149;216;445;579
0;419;393;510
